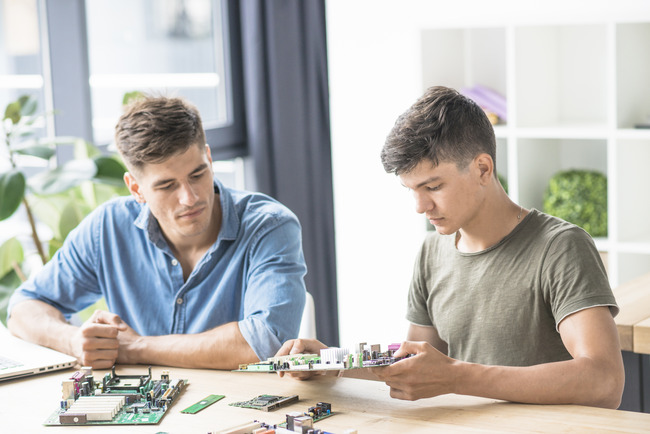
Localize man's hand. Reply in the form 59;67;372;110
274;338;328;380
373;341;456;400
70;310;128;369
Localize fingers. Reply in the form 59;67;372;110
275;339;326;357
275;339;300;356
89;310;127;331
392;340;422;358
388;386;419;401
78;348;120;369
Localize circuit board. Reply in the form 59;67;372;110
43;366;187;426
228;394;299;412
215;402;334;434
236;342;409;373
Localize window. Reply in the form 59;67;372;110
1;0;246;245
85;0;245;160
0;0;47;172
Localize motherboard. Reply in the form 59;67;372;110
236;342;408;373
44;366;187;426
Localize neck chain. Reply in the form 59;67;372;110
517;205;523;222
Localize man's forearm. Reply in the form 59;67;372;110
454;356;623;409
8;300;77;355
121;321;258;370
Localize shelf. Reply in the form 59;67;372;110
514;125;609;139
616;139;650;244
515;24;608;129
617;242;650;255
616;129;650;140
617;23;650;129
618;253;650;284
516;138;607;211
419;19;650;288
421;27;506;112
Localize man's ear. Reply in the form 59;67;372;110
474;153;494;185
124;172;146;203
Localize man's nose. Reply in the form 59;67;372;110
179;183;199;206
414;191;433;215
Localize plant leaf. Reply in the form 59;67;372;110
3;101;21;124
14;145;56;160
48;238;64;259
18;95;38;117
93;156;126;186
0;170;26;220
73;139;101;159
0;269;23;326
122;91;145;106
58;199;85;240
0;237;24;279
28;159;97;195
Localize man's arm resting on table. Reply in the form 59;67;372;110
375;306;624;409
8;299;124;369
9;299;259;370
116;319;258;370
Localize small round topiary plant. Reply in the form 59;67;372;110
543;169;607;237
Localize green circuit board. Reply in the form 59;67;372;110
43;366;187;426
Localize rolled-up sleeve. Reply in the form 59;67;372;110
237;215;307;361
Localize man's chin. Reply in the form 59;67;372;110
433;225;454;236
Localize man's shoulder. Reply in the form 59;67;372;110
526;209;589;241
90;195;140;219
226;187;298;223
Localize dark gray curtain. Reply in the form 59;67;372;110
239;0;339;346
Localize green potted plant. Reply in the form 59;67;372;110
0;95;128;324
542;169;607;238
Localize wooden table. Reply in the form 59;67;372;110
1;365;649;433
613;272;650;354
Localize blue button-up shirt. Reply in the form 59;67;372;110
9;178;307;360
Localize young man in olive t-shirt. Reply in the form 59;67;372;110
277;86;623;409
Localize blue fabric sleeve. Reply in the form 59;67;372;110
8;206;104;319
237;215;307;361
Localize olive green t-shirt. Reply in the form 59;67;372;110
406;209;618;367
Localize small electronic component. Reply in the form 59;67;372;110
228;394;299;412
212;402;334;434
236;342;409;373
43;366;188;426
181;394;225;414
280;401;333;430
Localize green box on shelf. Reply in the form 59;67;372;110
543;169;607;238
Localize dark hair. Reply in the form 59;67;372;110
114;95;206;172
381;86;496;176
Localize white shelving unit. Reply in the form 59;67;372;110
421;21;650;287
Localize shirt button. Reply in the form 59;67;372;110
171;259;179;266
176;298;183;305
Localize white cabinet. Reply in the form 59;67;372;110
421;22;650;286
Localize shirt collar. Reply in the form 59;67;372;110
214;177;239;241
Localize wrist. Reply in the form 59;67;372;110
448;359;472;395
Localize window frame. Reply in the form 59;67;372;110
40;0;246;165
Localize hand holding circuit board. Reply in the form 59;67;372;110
237;339;412;381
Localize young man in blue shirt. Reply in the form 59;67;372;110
8;96;307;370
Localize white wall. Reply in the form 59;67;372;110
325;0;650;346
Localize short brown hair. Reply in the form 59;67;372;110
114;95;206;172
381;86;496;175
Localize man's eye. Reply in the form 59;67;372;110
427;185;441;192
